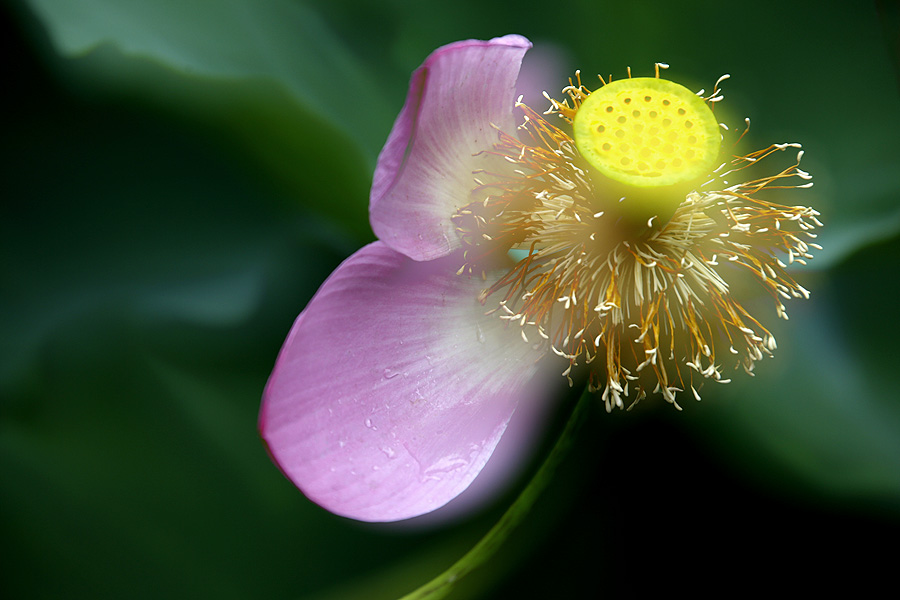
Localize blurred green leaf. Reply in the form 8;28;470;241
684;230;900;506
0;81;347;384
690;287;900;505
20;0;392;237
25;0;394;155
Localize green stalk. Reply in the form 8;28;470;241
400;389;592;599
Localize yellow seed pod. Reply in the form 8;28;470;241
573;77;721;188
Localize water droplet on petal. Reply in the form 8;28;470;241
475;324;486;344
410;388;426;405
364;418;374;429
381;446;397;459
383;367;400;380
422;456;469;481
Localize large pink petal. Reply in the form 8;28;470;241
369;35;531;262
259;242;558;522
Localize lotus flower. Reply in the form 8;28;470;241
259;35;820;522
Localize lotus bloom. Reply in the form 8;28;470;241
260;35;820;522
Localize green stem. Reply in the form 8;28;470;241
400;389;592;600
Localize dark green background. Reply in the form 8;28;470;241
3;0;900;597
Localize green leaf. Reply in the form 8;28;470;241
25;0;394;156
689;237;900;504
20;0;395;238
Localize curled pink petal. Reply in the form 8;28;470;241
370;35;531;262
259;242;556;522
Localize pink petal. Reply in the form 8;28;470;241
369;35;531;262
259;242;557;522
393;378;563;528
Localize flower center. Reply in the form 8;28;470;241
452;71;819;410
573;78;721;188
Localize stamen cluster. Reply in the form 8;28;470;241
452;73;821;410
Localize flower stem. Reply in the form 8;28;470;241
400;389;593;600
